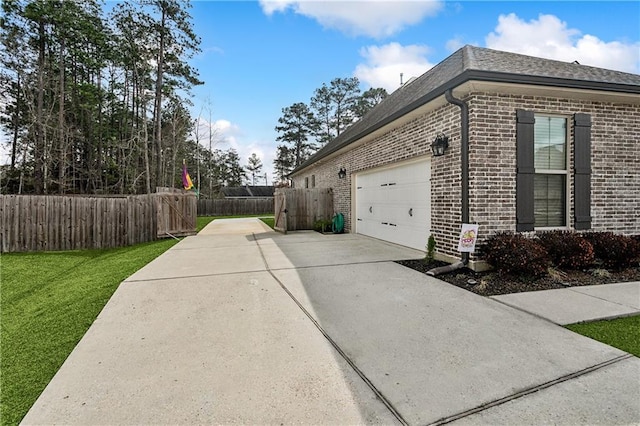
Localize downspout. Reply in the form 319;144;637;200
427;89;470;276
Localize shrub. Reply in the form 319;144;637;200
425;235;436;262
537;231;595;269
313;219;332;233
632;236;640;263
584;232;640;270
483;232;550;277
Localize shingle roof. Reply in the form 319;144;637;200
292;45;640;174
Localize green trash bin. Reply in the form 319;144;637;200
332;213;344;234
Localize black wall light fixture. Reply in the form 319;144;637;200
338;167;347;179
431;133;449;157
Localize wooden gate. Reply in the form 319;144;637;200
274;188;334;232
156;192;197;238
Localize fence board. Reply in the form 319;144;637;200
197;198;274;216
0;193;197;253
273;188;334;231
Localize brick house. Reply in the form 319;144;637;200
289;45;640;270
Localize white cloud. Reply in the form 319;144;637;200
197;118;276;184
200;46;225;56
354;42;435;92
259;0;292;15
486;13;640;74
259;0;442;38
445;36;465;53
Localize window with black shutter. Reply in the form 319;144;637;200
573;113;592;230
516;109;535;231
516;110;592;231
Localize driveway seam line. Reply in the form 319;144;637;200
490;296;639;326
267;259;413;272
253;233;409;426
488;297;566;325
124;269;269;283
567;287;638;310
427;354;634;425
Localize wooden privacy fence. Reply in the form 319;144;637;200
274;188;334;232
1;192;196;253
156;193;198;238
197;198;274;216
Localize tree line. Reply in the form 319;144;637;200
272;77;387;183
0;0;258;197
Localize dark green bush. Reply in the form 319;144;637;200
313;219;332;233
584;232;640;270
538;231;595;269
483;232;550;277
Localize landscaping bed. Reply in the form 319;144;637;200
396;259;640;296
397;230;640;296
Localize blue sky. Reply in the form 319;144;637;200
185;1;639;183
1;1;639;184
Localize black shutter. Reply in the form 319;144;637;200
574;113;592;230
516;109;535;231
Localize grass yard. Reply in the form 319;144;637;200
197;215;216;231
1;214;274;425
0;239;179;426
260;217;275;229
566;315;640;357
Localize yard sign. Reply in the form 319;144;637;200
458;224;479;253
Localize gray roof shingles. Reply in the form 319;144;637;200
292;45;640;174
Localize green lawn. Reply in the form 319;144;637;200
1;239;179;426
1;214;275;425
566;315;640;357
197;215;216;232
260;217;275;229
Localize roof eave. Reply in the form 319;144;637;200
290;70;640;175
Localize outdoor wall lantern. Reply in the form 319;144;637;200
338;167;347;179
431;133;449;157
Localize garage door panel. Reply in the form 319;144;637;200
355;159;431;251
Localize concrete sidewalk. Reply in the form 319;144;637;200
21;218;640;425
491;281;640;325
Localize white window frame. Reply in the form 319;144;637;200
534;114;570;231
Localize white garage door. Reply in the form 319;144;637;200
355;159;431;251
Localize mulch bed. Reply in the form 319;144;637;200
396;259;640;297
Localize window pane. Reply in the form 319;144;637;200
534;174;566;227
534;116;566;170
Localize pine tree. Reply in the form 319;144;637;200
0;0;203;196
354;87;388;119
273;145;294;184
141;0;203;191
224;148;246;187
310;77;361;146
275;102;319;168
245;153;263;185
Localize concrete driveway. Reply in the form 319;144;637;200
22;218;640;425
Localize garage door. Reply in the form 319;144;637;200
355;159;431;251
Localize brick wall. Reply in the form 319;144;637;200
293;90;640;261
468;92;640;258
292;102;463;257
